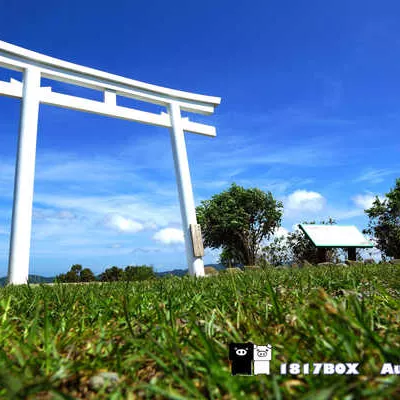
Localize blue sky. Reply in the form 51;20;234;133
0;1;399;276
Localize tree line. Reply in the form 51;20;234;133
56;177;399;281
55;264;156;283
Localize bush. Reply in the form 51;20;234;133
124;265;156;281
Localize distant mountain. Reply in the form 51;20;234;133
155;263;228;277
156;269;188;277
0;264;229;286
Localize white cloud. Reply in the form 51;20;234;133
131;247;161;254
291;223;301;232
274;227;289;237
286;190;326;212
352;194;384;210
153;228;184;244
104;214;144;233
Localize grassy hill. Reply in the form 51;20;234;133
0;263;398;399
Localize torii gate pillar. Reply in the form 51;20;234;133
8;67;41;285
168;102;205;277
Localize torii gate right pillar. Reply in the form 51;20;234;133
168;102;205;277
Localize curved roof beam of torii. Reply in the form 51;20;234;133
0;40;221;111
0;40;221;136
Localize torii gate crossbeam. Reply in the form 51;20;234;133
0;40;221;285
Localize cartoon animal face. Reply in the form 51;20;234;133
229;342;254;364
254;344;272;360
235;346;249;356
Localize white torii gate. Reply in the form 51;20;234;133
0;40;220;285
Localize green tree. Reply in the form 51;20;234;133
262;235;292;266
100;266;124;282
55;264;95;282
71;264;82;274
219;247;242;268
80;268;96;282
196;183;283;265
363;178;400;259
124;265;156;281
55;273;67;283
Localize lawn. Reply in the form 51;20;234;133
0;263;399;399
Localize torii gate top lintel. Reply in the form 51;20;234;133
0;40;221;136
0;39;220;284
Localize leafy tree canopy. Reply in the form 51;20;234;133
100;266;124;282
80;268;96;282
55;264;96;283
124;265;156;281
196;183;283;265
363;178;400;259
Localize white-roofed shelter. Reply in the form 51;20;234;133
299;224;374;262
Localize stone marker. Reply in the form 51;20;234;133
204;266;218;275
89;372;120;393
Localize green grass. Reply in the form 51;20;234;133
0;263;399;399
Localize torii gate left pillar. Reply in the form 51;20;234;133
8;67;41;285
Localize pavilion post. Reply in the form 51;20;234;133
317;247;327;263
348;247;357;261
168;102;205;277
7;67;41;285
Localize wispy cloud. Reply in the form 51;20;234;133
197;138;345;170
33;209;78;221
355;168;399;184
131;247;162;254
33;193;181;227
